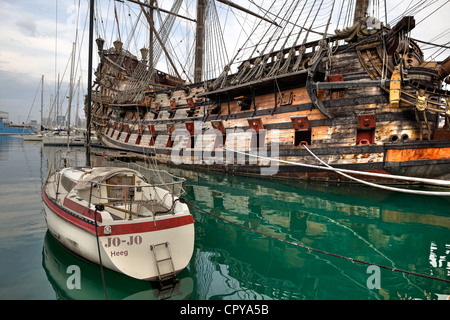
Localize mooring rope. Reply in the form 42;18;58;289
185;199;450;284
223;147;450;196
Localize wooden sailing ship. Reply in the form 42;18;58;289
88;0;450;184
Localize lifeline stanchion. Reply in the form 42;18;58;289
94;203;108;300
185;199;450;285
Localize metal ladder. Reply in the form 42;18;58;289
150;242;176;284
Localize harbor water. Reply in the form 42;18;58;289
0;135;449;300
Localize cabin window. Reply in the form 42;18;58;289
106;175;134;201
208;104;220;115
236;96;252;111
60;174;76;192
291;116;311;146
295;130;312;146
356;114;376;145
187;108;196;117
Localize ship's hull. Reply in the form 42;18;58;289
0;122;35;135
98;131;450;183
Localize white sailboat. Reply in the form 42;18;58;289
42;158;194;281
42;0;194;283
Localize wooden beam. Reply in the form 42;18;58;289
194;0;206;83
314;79;390;90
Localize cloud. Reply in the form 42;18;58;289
16;14;37;37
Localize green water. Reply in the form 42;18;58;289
0;135;449;300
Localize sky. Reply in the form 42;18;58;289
0;0;449;125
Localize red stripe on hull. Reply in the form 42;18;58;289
42;188;194;236
103;215;195;236
63;197;102;222
42;188;97;234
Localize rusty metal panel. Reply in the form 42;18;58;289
248;118;264;131
291;116;310;131
358;114;376;129
328;74;345;99
187;98;195;109
211;120;225;134
147;124;156;136
185;122;195;135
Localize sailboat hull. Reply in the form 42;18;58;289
42;167;195;281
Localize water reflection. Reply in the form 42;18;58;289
42;152;450;300
42;231;193;300
175;165;450;300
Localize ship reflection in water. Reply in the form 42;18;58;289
174;164;450;300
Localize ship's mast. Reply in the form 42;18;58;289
86;0;94;167
194;0;206;83
148;0;154;77
131;0;277;83
354;0;369;23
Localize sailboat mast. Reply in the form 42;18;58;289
86;0;94;167
57;73;60;127
194;0;206;83
67;42;75;149
41;75;44;132
76;77;80;128
148;0;154;74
